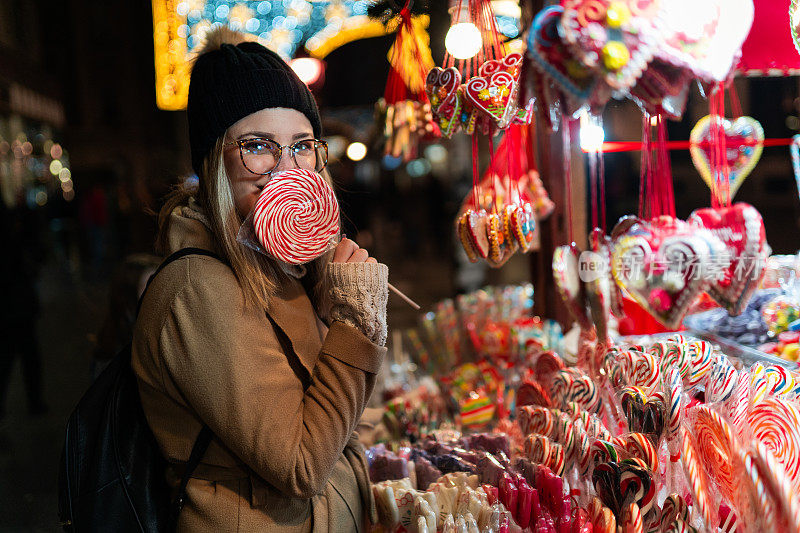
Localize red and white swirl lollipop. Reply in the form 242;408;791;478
253;168;339;265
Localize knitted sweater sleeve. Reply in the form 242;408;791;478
326;262;389;346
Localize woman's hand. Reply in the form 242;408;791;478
332;238;377;264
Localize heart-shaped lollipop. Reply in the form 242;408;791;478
610;216;725;329
687;203;770;315
425;67;462;138
689;115;764;200
464;54;521;130
553;244;592;330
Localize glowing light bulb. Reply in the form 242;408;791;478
289;57;324;86
445;23;482;60
579;112;605;152
346;142;367;161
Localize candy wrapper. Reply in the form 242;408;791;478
762;294;800;337
237;168;339;265
760;254;800;289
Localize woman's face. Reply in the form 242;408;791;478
224;107;315;218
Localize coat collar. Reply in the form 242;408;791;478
166;199;219;254
167;200;324;377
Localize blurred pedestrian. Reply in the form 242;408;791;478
78;182;109;279
0;200;47;421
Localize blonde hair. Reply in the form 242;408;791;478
157;139;333;315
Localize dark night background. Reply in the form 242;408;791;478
0;1;798;529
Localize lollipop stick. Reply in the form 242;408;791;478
388;282;420;310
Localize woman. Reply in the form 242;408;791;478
132;27;388;531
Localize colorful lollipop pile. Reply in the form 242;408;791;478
371;331;800;532
405;284;561;376
513;336;800;532
367;435;604;532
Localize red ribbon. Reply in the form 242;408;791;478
583;138;786;153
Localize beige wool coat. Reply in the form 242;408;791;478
131;205;385;531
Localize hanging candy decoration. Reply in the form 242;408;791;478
610;216;726;329
372;1;439;162
439;0;538;270
426;67;462;138
656;0;754;84
683;82;771;317
687;203;770;315
790;134;800;201
791;0;800;55
526;6;610;121
559;0;660;91
426;0;530;138
464;54;524;131
689;114;764;201
457;124;554;265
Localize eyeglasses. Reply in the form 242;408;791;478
224;137;329;175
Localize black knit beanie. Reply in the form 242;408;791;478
187;40;322;175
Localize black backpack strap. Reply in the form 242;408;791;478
134;247;222;527
169;425;214;527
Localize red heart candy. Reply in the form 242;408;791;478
687;203;770;315
464;54;523;129
425;67;462;137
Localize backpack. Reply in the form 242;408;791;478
58;248;220;532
